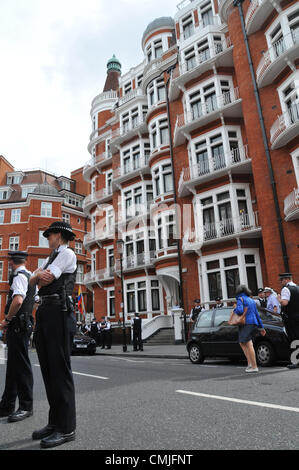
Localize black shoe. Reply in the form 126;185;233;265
40;431;76;449
8;409;33;422
287;363;299;369
106;346;111;349
0;407;14;418
32;425;56;440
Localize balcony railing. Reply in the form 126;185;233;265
203;212;260;242
256;31;299;87
91;90;118;110
83;151;112;182
284;188;299;221
174;37;232;80
179;15;222;43
113;155;150;181
83;187;113;213
142;55;177;88
174;87;241;144
83;267;114;285
115;251;156;271
118;88;145;107
217;0;234;23
179;144;249;195
83;226;114;247
184;212;260;249
110;115;147;147
270;102;299;149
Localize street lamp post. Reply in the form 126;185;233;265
164;64;188;343
117;239;127;352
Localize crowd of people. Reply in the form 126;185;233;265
77;317;112;350
76;312;143;352
188;272;299;373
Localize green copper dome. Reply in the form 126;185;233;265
107;54;121;73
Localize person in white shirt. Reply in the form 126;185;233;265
29;221;77;449
0;251;35;422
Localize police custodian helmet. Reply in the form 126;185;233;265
43;221;76;241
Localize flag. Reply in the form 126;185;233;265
77;286;84;317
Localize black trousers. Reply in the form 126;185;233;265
133;330;143;350
0;326;33;411
34;303;76;434
285;318;299;343
100;330;112;347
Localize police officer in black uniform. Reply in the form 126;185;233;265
190;299;204;322
0;251;35;421
256;288;267;309
277;273;299;369
131;313;143;351
215;297;224;308
29;221;77;448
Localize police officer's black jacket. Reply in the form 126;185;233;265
284;284;299;319
5;270;36;318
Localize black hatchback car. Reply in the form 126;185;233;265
187;307;290;366
72;332;97;355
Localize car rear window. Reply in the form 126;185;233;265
195;311;213;328
214;308;231;326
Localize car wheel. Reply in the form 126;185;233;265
189;343;204;364
255;341;275;367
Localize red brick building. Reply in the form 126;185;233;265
0;155;92;319
82;0;299;331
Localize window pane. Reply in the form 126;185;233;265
225;268;240;298
247;266;258;296
151;289;160;311
208;271;222;300
214;309;231;327
195;311;212;328
127;291;135;313
138;290;147;312
224;256;238;267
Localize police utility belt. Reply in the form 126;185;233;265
8;313;32;333
40;294;62;305
39;293;74;314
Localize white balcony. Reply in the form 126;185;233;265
256;31;299;88
113;156;150;185
110;116;148;154
114;251;156;272
245;0;283;35
91;90;118;112
217;0;234;24
83;267;114;286
117;203;152;228
270;103;299;149
83;151;113;182
169;36;233;101
83;188;113;215
83;227;114;249
178;15;222;45
178;144;251;196
118;87;146;108
183;211;261;251
174;87;242;146
284;188;299;222
142;54;178;91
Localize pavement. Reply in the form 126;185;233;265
95;343;189;359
